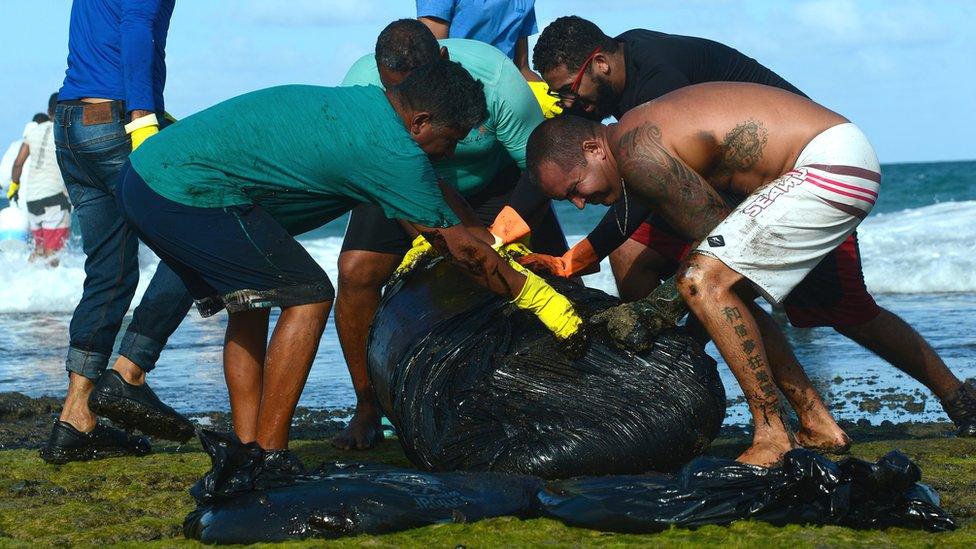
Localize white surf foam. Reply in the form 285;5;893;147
0;201;973;314
857;201;976;294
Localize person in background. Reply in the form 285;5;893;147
9;94;71;262
335;19;568;450
41;0;195;465
417;0;562;118
116;62;584;492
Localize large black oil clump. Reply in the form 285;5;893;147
367;258;727;478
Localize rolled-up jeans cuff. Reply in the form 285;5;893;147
65;347;111;381
117;331;165;373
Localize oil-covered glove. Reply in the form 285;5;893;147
6;181;19;202
125;113;159;151
590;276;687;352
488;205;531;247
507;254;587;357
527;81;563;119
394;234;435;277
519;238;599;278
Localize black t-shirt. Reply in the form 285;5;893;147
612;29;806;117
508;29;807;259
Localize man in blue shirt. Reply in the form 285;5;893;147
41;0;195;464
417;0;561;118
417;0;537;60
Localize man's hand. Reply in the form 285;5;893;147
125;112;159;151
590;300;672;353
394;234;436;277
518;238;599;278
518;252;567;276
526;81;563;119
6;181;19;202
508;256;588;357
590;277;687;352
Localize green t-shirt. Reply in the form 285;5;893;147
130;85;459;234
342;38;542;195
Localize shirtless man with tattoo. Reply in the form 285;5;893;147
526;82;976;467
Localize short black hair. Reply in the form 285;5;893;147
533;16;620;74
48;93;58;117
394;59;487;130
526;115;600;185
375;19;440;73
32;112;50;123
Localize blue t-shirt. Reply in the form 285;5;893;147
416;0;537;59
59;0;174;112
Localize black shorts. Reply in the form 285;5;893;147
341;163;568;256
117;162;335;317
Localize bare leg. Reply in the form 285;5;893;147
332;250;401;450
58;373;97;432
224;309;270;443
254;301;330;450
609;239;669;302
112;356;147;386
57;336;159;435
837;307;962;400
749;303;850;452
678;254;796;467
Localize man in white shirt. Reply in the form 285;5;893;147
10;94;71;261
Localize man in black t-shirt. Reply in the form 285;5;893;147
538;20;805;121
514;16;807;303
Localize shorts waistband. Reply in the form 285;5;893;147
793;123;879;174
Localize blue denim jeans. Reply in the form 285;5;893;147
54;101;193;380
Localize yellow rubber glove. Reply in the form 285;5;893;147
527;81;563;119
497;240;532;259
508;259;583;341
394;234;435;277
6;181;19;201
129;125;158;151
125;113;160;151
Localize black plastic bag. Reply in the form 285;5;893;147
183;436;955;543
367;258;727;478
540;448;957;533
183;434;542;544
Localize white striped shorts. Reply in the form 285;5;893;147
695;123;881;304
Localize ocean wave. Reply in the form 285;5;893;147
0;201;973;313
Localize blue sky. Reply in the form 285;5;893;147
1;0;973;163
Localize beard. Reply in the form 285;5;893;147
564;76;618;121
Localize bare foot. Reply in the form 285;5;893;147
796;426;852;455
332;408;383;450
736;439;793;468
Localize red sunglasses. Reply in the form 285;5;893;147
547;47;602;101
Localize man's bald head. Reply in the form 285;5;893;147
526;115;601;185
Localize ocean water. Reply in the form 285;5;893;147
0;160;974;426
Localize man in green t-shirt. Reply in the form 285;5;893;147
117;60;585;495
334;19;570;450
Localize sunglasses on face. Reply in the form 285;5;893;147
547;47;602;103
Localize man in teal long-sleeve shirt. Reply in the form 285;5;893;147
333;19;569;450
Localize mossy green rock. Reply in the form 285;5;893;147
1;424;973;547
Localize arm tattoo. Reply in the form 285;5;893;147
712;120;768;181
616;123;731;240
